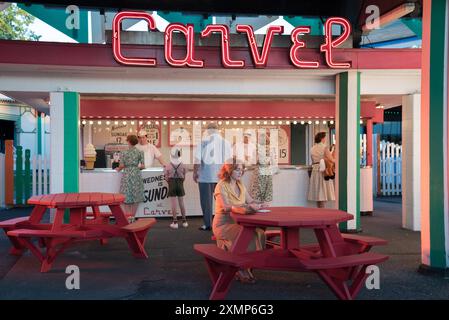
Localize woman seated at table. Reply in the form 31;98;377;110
213;158;265;283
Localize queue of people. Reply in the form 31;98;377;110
113;126;335;282
116;127;335;283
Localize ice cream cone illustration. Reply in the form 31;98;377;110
84;143;97;170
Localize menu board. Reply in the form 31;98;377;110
90;122;161;148
167;123;291;164
91;123;135;147
138;123;161;147
169;124;194;146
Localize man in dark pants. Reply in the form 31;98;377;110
193;123;231;231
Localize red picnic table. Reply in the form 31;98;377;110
195;206;388;300
0;193;156;272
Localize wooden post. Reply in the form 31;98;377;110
15;146;23;205
5;140;14;206
24;149;31;202
366;119;373;167
376;135;381;197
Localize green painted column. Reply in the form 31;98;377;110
336;71;361;233
49;92;80;223
63;92;80;194
419;0;449;273
37;112;42;155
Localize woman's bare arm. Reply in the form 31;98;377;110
215;184;233;213
115;163;125;172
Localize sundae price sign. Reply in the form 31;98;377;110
140;123;161;147
137;171;171;217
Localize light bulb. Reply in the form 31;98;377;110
330;120;334;125
123;121;127;125
106;121;110;125
81;120;86;125
89;121;93;125
139;121;143;125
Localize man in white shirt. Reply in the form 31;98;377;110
136;130;166;168
193;123;232;231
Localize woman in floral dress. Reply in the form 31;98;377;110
116;135;145;220
249;133;276;206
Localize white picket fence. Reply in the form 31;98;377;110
360;134;367;166
379;141;402;196
0;153;5;208
32;155;50;196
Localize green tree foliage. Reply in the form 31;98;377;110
0;3;41;40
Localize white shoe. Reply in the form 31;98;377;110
170;222;178;229
182;221;189;228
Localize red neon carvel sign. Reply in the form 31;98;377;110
112;12;352;69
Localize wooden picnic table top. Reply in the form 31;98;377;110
230;206;352;227
27;192;125;208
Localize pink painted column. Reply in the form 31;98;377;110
366;119;373;167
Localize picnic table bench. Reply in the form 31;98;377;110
0;193;156;272
196;207;389;300
194;244;252;300
265;229;387;253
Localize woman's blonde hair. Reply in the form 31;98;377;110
218;157;245;182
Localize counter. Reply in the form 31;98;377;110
79;166;330;217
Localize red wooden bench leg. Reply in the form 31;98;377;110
126;233;148;259
349;265;371;299
136;229;150;245
316;264;375;300
40;239;73;272
204;258;222;284
317;270;352;300
3;228;26;256
209;266;239;300
18;238;44;262
201;257;238;300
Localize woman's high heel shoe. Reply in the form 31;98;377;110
235;270;256;284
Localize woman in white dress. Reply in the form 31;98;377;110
307;132;335;208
